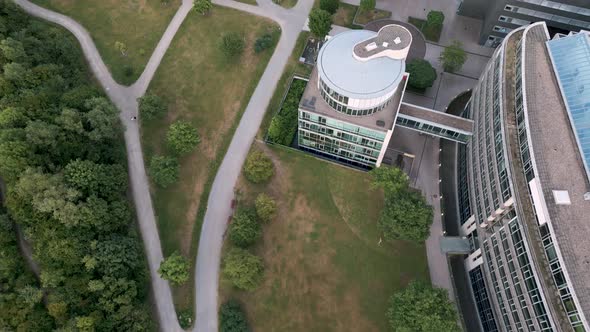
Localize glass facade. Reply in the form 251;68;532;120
319;77;392;116
298;110;385;167
470;265;499;332
547;32;590;182
395;116;471;143
504;5;590;29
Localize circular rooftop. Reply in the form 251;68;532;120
317;28;406;100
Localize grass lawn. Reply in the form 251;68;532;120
333;3;358;28
354;8;391;25
408;16;442;42
32;0;181;85
275;0;298;9
141;6;279;315
234;0;258;5
221;143;429;331
259;31;312;138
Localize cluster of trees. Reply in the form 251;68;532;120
220;28;279;61
370;167;433;243
406;59;437;90
221;150;277;327
387;280;459;331
139;94;200;188
0;2;152;330
267;78;306;146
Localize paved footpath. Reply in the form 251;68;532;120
12;0;312;331
194;0;313;331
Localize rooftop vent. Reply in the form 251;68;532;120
393;37;402;44
376;120;385;127
365;42;377;51
584;192;590;201
382;42;389;47
553;190;571;205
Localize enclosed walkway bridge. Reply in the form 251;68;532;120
395;102;474;144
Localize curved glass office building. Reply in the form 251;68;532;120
458;22;590;332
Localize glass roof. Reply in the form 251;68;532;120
547;32;590;181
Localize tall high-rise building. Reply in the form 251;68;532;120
457;21;590;331
457;0;590;47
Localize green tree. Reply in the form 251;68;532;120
17;285;43;307
193;0;212;15
76;316;96;332
370;166;409;195
308;9;332;40
439;40;467;73
158;252;190;285
243;150;274;184
229;209;262;248
359;0;376;11
426;10;444;27
166;120;200;155
220;32;245;60
255;193;276;223
149;155;179;188
387;280;459;332
219;300;250;332
223;248;264;291
379;189;433;242
138;94;167;121
406;59;437;89
254;33;274;53
320;0;339;15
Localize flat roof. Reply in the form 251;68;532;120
317;30;405;100
523;24;590;316
398;102;474;134
299;66;403;132
353;24;412;59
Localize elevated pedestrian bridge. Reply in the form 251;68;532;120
395;102;473;144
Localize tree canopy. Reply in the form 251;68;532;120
229;209;262;248
406;59;437;89
223;248;264;291
158;251;190;285
193;0;212;15
439;40;467;73
371;167;433;243
319;0;339;15
0;3;151;329
426;10;444;27
166;120;200;155
138;94;167;121
219;300;251;332
308;9;332;40
255;193;276;223
387;280;460;332
149;155;179;188
243;150;274;184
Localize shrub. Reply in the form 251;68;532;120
406;59;437;89
359;0;375;11
229;209;262;248
219;300;250;332
158;251;190;285
166;120;200;155
149;155;179;188
138;94;167;121
193;0;212;15
426;10;444;27
255;193;276;223
439;40;467;73
220;32;245;59
178;309;193;329
254;34;274;53
223;248;264;291
308;9;332;39
387;280;460;332
320;0;339;15
123;65;133;77
266;79;307;145
243;150;274;184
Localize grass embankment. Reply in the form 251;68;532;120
141;6;279;315
275;0;298;9
408;16;442;42
32;0;181;85
221;144;429;331
355;7;391;25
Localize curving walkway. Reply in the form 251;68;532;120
12;0;313;331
